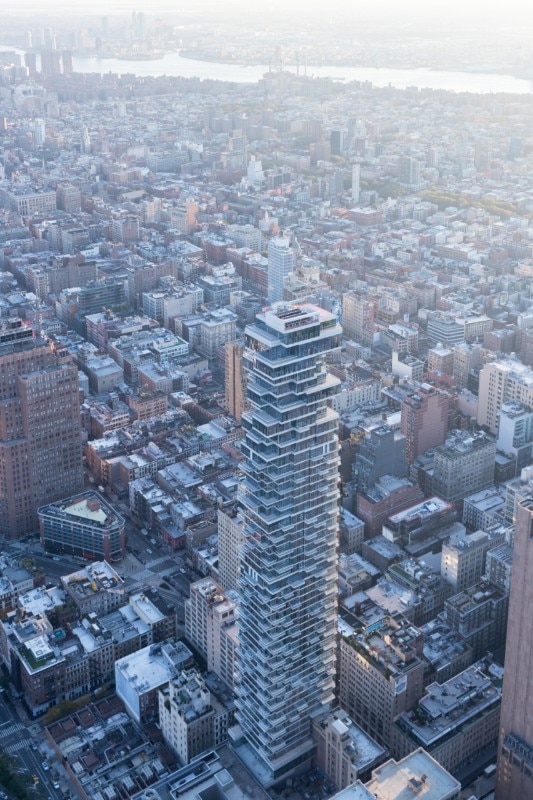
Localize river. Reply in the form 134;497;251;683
2;45;532;93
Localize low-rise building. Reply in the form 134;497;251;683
361;536;405;572
339;508;366;554
394;662;501;776
115;640;193;723
312;708;387;791
382;496;458;554
339;553;380;601
185;578;239;691
441;527;506;593
443;580;509;660
3;614;89;716
44;702;170;799
384;560;454;626
485;543;513;594
357;476;425;539
433;430;496;506
38;491;126;562
339;615;425;751
421;621;473;686
357;748;460;800
61;561;126;615
0;554;33;612
159;668;230;765
462;486;506;531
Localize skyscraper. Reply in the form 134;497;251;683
234;304;342;786
351;162;361;202
267;237;294;303
0;320;83;538
496;497;533;798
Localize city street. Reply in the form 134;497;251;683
0;692;63;799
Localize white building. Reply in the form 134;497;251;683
330;749;461;800
497;400;533;474
115;640;192;723
199;309;238;360
159;668;229;765
441;527;504;592
267;237;294;303
477;358;533;434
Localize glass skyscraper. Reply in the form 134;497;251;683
234;303;342;786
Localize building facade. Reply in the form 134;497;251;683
477;358;533;434
400;385;449;466
342;293;376;345
267;237;294;303
433;431;496;505
235;304;341;785
225;340;246;422
217;507;245;591
496;499;533;799
38;491;125;561
0;320;83;537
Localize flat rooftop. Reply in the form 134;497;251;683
399;664;500;749
63;561;124;597
343;615;422;678
41;491;124;529
446;581;505;613
387;497;451;525
116;642;191;696
366;749;460;800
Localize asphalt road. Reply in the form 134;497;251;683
0;692;63;799
32;554;83;581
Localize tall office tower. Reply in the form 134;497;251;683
398;155;421;187
40;49;53;76
496;498;533;799
235;304;342;786
32;119;46;147
80;126;91;154
225;341;246;422
267;237;294;303
40;49;61;76
400;385;449;465
24;52;37;77
61;51;73;75
56;182;81;213
351;162;361;202
0;320;83;538
330;128;344;156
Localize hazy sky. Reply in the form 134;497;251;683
3;0;533;25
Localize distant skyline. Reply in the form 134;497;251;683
3;0;533;26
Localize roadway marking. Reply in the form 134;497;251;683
0;722;25;737
4;739;31;754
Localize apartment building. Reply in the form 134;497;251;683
339;615;425;751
